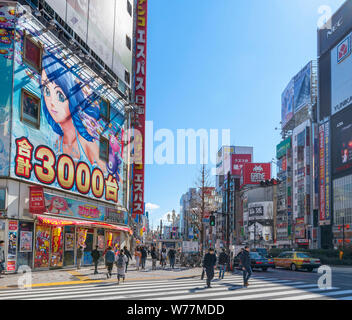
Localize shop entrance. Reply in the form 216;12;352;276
83;230;94;265
64;226;75;266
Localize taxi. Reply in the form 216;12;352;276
273;251;321;272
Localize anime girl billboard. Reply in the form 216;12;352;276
11;28;124;204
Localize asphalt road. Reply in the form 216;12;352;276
239;265;352;290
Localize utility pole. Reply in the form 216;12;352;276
226;171;231;254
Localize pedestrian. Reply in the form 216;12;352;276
76;246;83;270
240;246;252;287
203;248;217;288
218;248;229;279
168;247;176;269
160;245;167;269
0;240;5;278
134;246;141;270
91;245;100;274
141;246;147;270
234;248;244;273
123;246;133;273
116;249;128;284
105;246;115;279
151;246;158;270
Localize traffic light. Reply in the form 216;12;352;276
260;178;281;187
210;215;215;226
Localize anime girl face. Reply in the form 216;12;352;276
41;69;70;125
50;197;68;211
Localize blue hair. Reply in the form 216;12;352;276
41;52;101;142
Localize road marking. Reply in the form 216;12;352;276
274;289;352;300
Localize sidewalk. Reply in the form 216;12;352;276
0;259;203;290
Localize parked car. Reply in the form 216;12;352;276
274;251;321;272
233;251;271;271
252;248;275;268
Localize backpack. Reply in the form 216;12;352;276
105;250;115;264
116;255;125;268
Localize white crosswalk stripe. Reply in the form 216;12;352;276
0;274;350;300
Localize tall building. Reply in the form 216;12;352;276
318;0;352;249
0;0;139;272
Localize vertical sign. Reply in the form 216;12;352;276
7;220;18;272
29;186;45;214
324;121;330;223
319;124;325;224
132;0;147;217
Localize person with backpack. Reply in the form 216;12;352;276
116;249;128;284
91;245;101;275
218;248;229;279
123;246;133;273
140;246;147;270
105;246;115;279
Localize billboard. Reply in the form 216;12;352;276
240;163;271;187
43;0;133;87
132;0;147;216
331;32;352;115
10;26;124;204
276;137;291;159
294;62;312;113
281;79;294;128
332;107;352;174
231;154;252;176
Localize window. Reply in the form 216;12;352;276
127;0;132;16
21;89;41;129
23;31;43;73
125;70;130;85
99;137;109;163
126;35;131;50
0;188;6;210
100;98;110;122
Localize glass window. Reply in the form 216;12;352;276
100;98;110;122
127;0;132;16
99;137;109;163
126;35;131;50
0;189;6;209
296;253;311;258
125;70;130;85
333;175;352;225
23;31;42;73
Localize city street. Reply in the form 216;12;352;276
0;259;351;300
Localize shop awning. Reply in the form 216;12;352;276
34;214;133;235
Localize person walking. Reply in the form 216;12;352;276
0;240;5;278
234;248;244;274
76;246;83;270
168;247;176;269
203;248;217;288
116;249;128;284
105;246;115;279
91;245;100;274
160;245;167;269
218;248;229;279
134;246;141;270
140;246;147;270
151;246;158;270
123;246;133;273
240;246;252;287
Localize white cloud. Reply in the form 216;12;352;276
145;203;160;211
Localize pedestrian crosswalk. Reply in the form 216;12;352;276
0;274;351;300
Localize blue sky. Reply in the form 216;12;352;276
144;0;345;229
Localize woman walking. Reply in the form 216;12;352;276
116;249;128;284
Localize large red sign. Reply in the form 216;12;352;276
319;125;326;223
231;154;252;176
241;163;271;187
132;0;148;216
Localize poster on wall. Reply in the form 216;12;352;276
97;235;105;250
11;27;125;205
294;62;312;113
281;79;294;128
76;227;87;249
34;224;50;268
7;220;18;271
65;232;74;251
19;231;33;252
51;226;63;267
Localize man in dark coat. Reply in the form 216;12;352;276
203;248;217;288
218;248;229;279
123;246;133;273
168;247;176;269
240;246;252;287
140;246;147;270
91;245;101;274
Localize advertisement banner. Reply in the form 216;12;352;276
65;232;74;251
29;186;45;214
276;137;292;159
7;220;18;271
34;224;51;268
331;32;352;115
319;124;326;223
295;218;305;239
281;79;294;128
76;227;88;249
231;154;251;176
132;0;148;216
19;231;33;253
241;163;271;187
294;62;312;113
51;226;63;267
11;32;124;204
324;121;331;222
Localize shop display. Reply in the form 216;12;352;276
65;232;74;251
34;225;50;268
19;231;32;252
50;226;63;267
77;227;87;248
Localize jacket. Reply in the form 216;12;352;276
91;249;100;261
203;253;217;269
218;252;229;265
124;249;132;260
105;250;115;264
151;250;157;260
240;250;251;269
141;248;147;258
168;249;176;259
